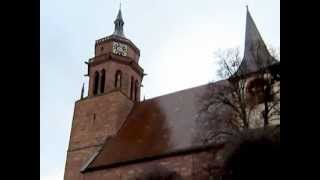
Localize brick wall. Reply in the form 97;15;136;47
64;92;134;180
82;150;222;180
88;61;142;100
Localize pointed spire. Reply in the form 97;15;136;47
112;6;125;37
236;7;277;75
117;6;123;20
244;6;265;53
80;83;85;99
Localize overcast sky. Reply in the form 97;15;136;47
40;0;279;179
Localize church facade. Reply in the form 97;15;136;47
63;7;279;180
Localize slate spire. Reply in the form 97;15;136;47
237;7;277;75
112;6;125;37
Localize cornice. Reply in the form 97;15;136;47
87;52;144;77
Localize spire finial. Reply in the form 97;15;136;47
113;2;125;37
246;5;249;11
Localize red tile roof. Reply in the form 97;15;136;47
85;81;230;171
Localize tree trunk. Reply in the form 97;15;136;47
263;101;269;127
263;84;271;127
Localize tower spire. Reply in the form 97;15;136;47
244;6;265;54
112;5;125;37
236;7;277;75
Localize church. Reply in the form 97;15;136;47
63;6;279;180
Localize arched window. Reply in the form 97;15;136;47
93;71;99;95
130;76;134;100
115;70;122;88
100;69;105;93
134;80;139;101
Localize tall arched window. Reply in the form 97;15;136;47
93;71;99;95
134;80;139;101
130;76;134;100
100;69;105;93
115;70;122;88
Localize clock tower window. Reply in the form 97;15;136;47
115;70;122;88
130;76;134;100
134;80;139;101
100;69;106;93
93;71;100;95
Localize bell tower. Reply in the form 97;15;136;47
86;8;143;101
64;8;144;180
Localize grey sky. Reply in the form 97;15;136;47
40;0;279;179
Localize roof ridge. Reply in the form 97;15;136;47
141;80;226;103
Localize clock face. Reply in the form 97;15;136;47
112;42;128;56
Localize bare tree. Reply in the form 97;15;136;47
247;43;280;127
216;47;254;129
196;47;254;145
195;44;280;145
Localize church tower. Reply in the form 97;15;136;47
64;8;144;180
87;8;143;100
